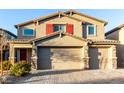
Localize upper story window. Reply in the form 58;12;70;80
53;24;65;32
87;25;96;36
23;29;34;36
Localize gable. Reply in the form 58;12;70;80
71;13;104;26
38;14;82;24
34;33;88;47
36;15;83;38
15;10;107;28
15;13;82;28
65;10;107;25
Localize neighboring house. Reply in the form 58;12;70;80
0;28;17;60
105;24;124;68
8;10;119;70
0;28;17;39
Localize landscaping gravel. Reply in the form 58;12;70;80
2;69;124;84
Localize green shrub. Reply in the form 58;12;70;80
0;61;12;70
10;62;31;77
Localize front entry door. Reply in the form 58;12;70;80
20;49;27;61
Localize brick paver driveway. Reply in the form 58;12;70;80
6;69;124;84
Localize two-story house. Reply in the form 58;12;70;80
8;10;119;70
105;24;124;68
0;28;17;60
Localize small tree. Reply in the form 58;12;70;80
0;30;8;76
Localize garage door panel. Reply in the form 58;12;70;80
89;47;109;69
38;47;82;70
37;48;52;69
51;48;82;63
89;48;99;69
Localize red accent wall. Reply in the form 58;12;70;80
46;24;53;35
66;24;73;35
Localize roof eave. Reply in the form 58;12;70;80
105;24;124;36
92;40;120;45
15;10;108;28
66;10;108;26
14;11;60;28
15;20;35;28
29;31;91;44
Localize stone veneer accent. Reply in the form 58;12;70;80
83;45;89;69
31;42;38;70
112;45;117;69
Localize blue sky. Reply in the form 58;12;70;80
0;9;124;35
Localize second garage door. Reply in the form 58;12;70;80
37;47;82;70
89;47;109;69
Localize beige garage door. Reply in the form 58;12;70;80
89;47;109;69
37;47;82;70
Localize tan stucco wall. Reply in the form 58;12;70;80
37;16;82;38
18;16;82;39
36;35;87;47
17;13;105;41
18;23;36;39
72;14;105;40
119;28;124;44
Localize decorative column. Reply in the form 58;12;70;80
9;43;15;65
31;41;38;70
83;45;89;69
111;45;117;69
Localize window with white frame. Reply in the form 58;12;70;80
23;28;35;36
87;25;96;36
53;24;65;32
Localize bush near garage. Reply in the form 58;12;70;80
10;61;31;77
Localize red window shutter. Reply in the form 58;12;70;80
66;24;73;35
46;24;53;35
